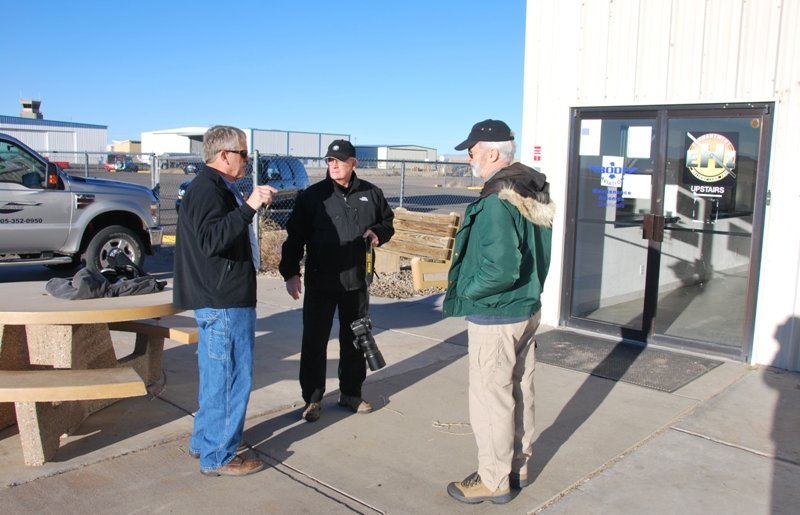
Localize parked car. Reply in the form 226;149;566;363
104;154;123;171
175;156;310;227
0;133;163;271
114;156;139;173
158;153;202;174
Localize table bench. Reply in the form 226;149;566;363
0;368;146;465
0;284;180;466
375;208;462;290
109;315;199;345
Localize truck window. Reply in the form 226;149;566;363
0;141;46;189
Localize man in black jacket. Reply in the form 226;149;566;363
280;140;394;422
174;125;276;477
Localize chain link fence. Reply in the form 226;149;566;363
45;152;481;249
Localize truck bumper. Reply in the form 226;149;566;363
149;226;164;252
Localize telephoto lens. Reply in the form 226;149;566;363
359;332;386;371
351;316;386;371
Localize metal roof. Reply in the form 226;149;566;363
0;115;106;130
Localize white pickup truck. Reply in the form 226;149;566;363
0;132;163;270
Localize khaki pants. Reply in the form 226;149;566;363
467;311;540;491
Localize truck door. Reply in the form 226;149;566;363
0;138;71;253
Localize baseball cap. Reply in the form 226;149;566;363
454;119;515;151
324;140;356;161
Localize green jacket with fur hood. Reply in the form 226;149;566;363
442;164;555;318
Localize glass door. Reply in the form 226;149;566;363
652;113;769;353
563;105;772;358
564;113;659;341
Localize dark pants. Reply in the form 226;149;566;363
300;286;368;403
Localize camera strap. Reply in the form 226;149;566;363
365;238;374;286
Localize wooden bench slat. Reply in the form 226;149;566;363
394;208;460;226
393;218;459;237
390;230;453;249
380;241;452;262
109;315;198;344
0;368;146;402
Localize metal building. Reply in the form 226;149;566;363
0;115;107;161
142;127;349;158
355;145;437;162
521;0;800;370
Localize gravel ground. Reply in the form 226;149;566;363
259;264;446;299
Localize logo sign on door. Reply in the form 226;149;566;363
684;132;738;188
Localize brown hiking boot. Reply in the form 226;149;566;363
337;394;373;413
302;402;321;422
200;455;264;477
447;472;511;504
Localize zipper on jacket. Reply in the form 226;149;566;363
216;260;233;291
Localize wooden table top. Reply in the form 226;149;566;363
0;281;180;325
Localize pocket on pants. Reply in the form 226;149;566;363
195;309;229;360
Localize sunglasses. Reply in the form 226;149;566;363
224;149;248;158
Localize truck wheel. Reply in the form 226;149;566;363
84;225;145;271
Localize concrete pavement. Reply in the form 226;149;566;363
1;269;798;514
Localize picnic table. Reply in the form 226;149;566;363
0;281;181;465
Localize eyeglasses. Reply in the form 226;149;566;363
224;149;248;158
468;148;478;158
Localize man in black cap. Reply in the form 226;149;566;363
279;139;394;422
443;120;555;504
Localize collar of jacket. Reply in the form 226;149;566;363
325;170;361;193
480;162;550;204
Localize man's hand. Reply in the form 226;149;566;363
363;229;379;246
286;275;302;300
246;185;279;211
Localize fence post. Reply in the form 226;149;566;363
150;154;157;189
84;152;89;177
253;150;260;249
400;161;406;208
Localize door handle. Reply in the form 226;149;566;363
642;214;665;242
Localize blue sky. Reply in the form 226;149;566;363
4;0;526;155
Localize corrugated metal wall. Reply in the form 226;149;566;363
253;130;288;155
288;132;320;156
522;0;800;370
0;117;106;154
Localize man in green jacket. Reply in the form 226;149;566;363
444;120;555;505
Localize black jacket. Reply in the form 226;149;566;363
279;172;394;291
173;165;258;310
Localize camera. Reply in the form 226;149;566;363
351;316;386;371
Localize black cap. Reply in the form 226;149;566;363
454;119;514;151
324;139;356;161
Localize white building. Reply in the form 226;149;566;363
355;145;437;162
0;115;107;160
521;0;799;371
142;127;350;158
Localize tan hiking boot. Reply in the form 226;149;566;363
302;402;321;422
447;472;511;504
337;394;373;413
510;471;529;488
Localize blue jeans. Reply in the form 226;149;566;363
189;306;255;471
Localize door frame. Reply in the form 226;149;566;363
560;103;774;360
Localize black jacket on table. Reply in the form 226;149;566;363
279;172;394;291
173;164;258;310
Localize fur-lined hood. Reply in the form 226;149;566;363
498;187;556;228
